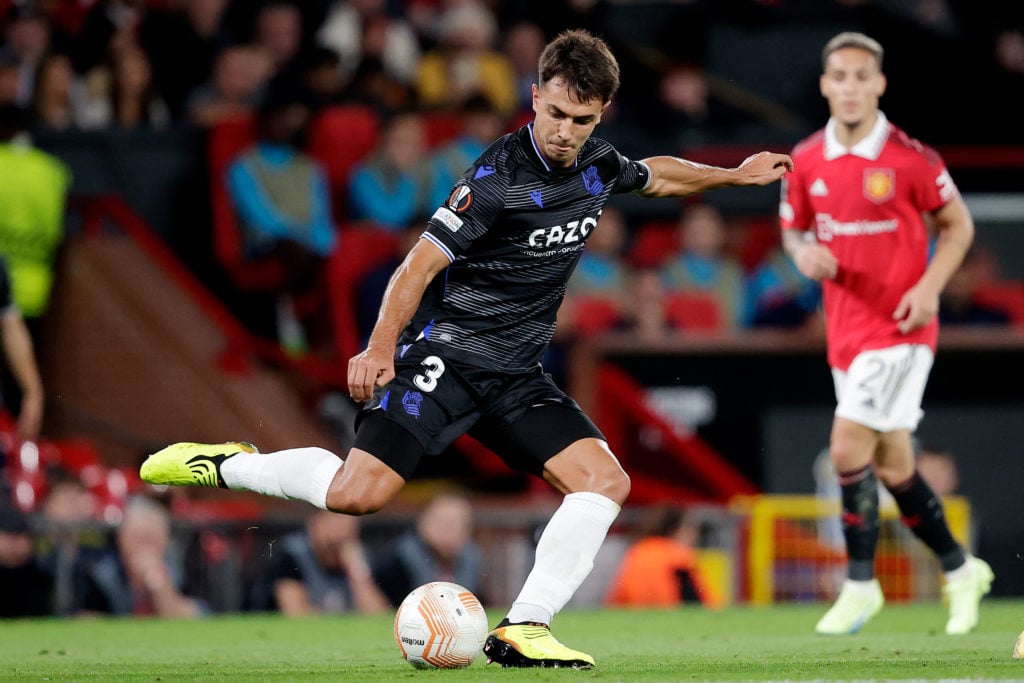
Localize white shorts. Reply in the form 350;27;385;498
831;344;934;433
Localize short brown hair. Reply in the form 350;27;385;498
822;31;884;71
537;29;620;104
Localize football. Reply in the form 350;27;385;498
393;581;489;669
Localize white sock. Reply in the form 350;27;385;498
505;491;620;626
844;578;880;594
220;447;342;509
944;556;973;583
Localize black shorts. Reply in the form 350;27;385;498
352;340;604;480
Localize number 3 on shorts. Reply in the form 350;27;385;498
413;355;446;392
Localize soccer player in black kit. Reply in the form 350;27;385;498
142;29;792;668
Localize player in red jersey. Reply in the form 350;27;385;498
779;32;992;636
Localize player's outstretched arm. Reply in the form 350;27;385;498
348;238;451;402
638;151;793;198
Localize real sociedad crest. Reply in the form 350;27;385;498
401;390;423;418
582;165;604;196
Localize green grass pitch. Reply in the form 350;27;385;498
2;600;1022;681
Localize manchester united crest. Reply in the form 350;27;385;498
863;168;894;204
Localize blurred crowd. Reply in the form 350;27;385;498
0;467;490;617
0;438;973;619
0;470;720;618
1;0;1023;619
0;0;1020;139
0;0;1019;363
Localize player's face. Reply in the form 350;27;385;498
820;47;886;127
531;77;609;168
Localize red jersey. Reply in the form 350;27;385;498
779;113;958;370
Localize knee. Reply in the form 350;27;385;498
829;419;877;473
874;462;914;489
322;451;405;515
829;437;871;474
829;446;859;474
324;488;390;516
593;468;630;505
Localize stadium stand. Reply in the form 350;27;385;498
664;291;723;332
206;113;284;293
567;295;622;338
41;196;345;470
973;280;1024;327
304;104;380;219
5;1;1023;612
626;220;678;269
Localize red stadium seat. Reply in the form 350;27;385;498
306;104;380;215
973;280;1024;326
735;217;780;271
45;438;103;475
627;221;679;269
208;113;336;359
325;222;402;361
568;295;622;337
506;110;534;132
421;110;464;149
207;113;289;292
664;291;723;331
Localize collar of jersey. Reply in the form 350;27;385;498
526;122;579;173
824;111;889;161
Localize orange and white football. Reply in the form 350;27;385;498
394;581;488;669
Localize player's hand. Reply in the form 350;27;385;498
793;243;838;281
348;346;395;402
892;283;940;334
737;152;793;185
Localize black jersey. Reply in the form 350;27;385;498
406;124;650;370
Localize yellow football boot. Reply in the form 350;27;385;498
140;442;257;488
484;620;594;669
